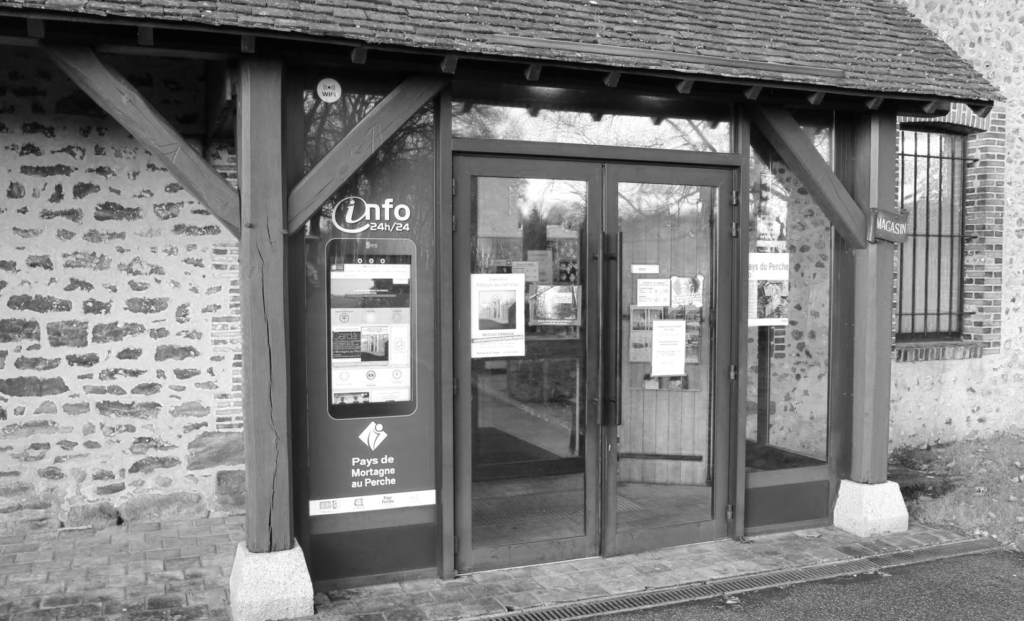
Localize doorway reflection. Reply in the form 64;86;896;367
470;176;589;547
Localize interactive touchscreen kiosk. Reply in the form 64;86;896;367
326;238;416;419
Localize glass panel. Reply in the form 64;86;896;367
745;126;831;471
470;176;588;548
453;96;731;152
302;76;401;174
616;182;716;531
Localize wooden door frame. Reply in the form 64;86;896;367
452;155;604;573
600;163;736;557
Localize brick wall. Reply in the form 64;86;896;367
891;0;1022;447
962;110;1006;353
0;46;243;532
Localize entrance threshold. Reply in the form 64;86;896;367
316;524;976;618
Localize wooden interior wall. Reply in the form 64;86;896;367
619;185;712;486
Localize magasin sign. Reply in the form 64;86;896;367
866;208;909;244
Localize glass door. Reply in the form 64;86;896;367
453;157;602;572
602;164;734;555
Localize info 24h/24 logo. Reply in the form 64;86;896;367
332;196;411;234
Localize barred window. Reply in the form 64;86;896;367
896;130;968;340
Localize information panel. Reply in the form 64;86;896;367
327;238;416;419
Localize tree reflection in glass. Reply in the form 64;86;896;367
453;103;731;153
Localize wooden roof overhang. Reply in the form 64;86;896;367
0;12;997;119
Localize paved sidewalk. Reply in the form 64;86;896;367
0;518;971;621
0;516;243;621
312;523;967;621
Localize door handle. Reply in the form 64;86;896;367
602;232;623;427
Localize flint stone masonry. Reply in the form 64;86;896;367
0;47;243;533
891;1;1023;448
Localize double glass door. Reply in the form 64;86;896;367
453;157;734;573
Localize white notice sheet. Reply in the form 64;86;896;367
651;319;686;377
636;279;671;307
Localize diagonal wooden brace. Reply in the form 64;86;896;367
287;75;448;234
45;45;242;238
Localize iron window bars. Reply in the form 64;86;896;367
896;130;970;340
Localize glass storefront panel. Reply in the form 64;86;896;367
615;181;717;531
744;116;833;471
301;75;402;174
453;87;732;152
469;176;589;547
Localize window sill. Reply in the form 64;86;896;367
891;340;983;363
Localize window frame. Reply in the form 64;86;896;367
895;128;970;342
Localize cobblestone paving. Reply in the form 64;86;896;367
0;516;243;621
0;519;968;621
312;523;966;621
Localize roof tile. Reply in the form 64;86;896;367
4;0;1000;102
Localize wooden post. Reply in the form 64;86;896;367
238;58;293;553
848;112;897;485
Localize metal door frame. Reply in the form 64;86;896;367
452;153;739;572
452;156;603;573
600;163;736;557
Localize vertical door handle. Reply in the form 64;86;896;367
603;232;623;426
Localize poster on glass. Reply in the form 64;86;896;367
471;273;526;358
748;253;789;327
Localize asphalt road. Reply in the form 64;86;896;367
601;550;1024;621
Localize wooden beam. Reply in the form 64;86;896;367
44;45;241;237
238;57;293;553
287;74;448;233
969;103;993;118
524;63;543;81
743;85;762;101
675;79;694;94
138;26;154;46
747;105;867;249
848;112;897;485
921;99;943;115
603;71;621;87
807;91;826;106
865;96;884;111
26;19;45;39
350;46;368;64
440;55;458;74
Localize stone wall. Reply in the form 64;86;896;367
0;46;243;532
890;1;1022;447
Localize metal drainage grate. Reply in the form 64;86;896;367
480;538;1002;621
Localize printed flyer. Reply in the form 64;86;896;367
749;253;790;327
651;319;687;377
470;273;526;358
529;285;581;326
636;278;671;307
670;274;705;308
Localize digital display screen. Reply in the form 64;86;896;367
327;239;415;418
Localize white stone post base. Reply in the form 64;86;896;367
229;540;314;621
833;479;909;538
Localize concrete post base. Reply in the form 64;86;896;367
229;540;314;621
833;479;908;538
